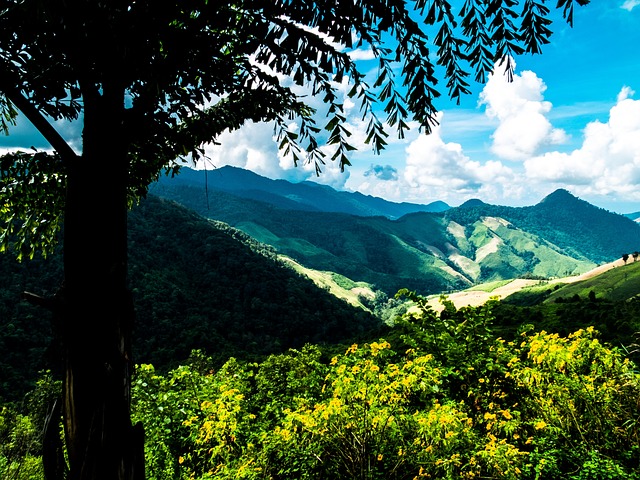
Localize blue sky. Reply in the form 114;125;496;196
2;1;640;213
192;1;640;213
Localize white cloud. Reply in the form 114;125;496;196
197;116;353;191
621;0;640;11
349;113;519;206
364;164;398;181
617;85;635;102
404;115;516;195
525;87;640;201
479;62;568;161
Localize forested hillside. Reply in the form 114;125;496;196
446;189;640;263
152;177;608;294
0;196;381;402
128;197;380;368
490;260;640;348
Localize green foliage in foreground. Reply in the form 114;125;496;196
0;374;60;479
132;298;640;480
3;296;640;479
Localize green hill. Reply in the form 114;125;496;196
445;189;640;264
0;196;381;401
505;260;640;306
485;260;640;349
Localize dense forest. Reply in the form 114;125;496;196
0;196;381;403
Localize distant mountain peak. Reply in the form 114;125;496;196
539;189;579;205
459;198;486;209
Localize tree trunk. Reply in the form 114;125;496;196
60;85;144;480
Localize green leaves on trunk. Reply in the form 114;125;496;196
0;151;65;261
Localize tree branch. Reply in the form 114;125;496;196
0;81;78;162
22;291;60;312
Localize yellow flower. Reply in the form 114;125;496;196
178;456;184;464
377;454;383;461
330;356;338;365
370;341;391;356
534;420;547;430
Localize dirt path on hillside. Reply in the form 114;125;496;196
427;259;625;311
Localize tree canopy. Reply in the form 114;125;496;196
0;0;589;257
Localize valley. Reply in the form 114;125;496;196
152;166;640;296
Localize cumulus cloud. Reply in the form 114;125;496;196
348;48;375;61
347;112;517;205
479;61;568;161
196;117;353;191
364;164;398;181
407;135;516;203
525;86;640;200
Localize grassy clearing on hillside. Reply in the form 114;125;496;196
280;256;375;309
330;272;372;291
545;260;640;303
467;279;514;292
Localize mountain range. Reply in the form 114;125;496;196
150;167;640;296
151;166;449;218
625;211;640;222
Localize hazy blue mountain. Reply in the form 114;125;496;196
152;166;449;218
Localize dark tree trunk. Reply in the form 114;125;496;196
60;85;144;480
